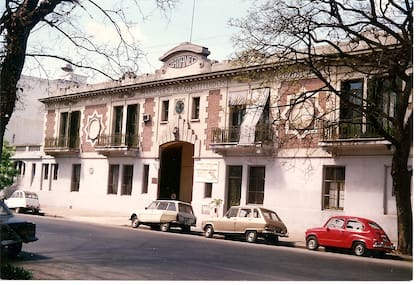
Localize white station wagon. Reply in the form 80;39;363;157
129;200;197;232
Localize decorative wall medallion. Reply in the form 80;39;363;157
85;112;103;144
289;99;315;130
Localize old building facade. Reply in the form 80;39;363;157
15;42;411;239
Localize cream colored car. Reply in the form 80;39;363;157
129;200;196;232
202;206;288;243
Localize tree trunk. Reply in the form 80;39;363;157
0;124;4;161
392;144;413;255
0;20;31;161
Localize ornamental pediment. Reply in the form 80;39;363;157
159;42;211;76
159;42;210;62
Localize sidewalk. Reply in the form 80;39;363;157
39;206;411;261
41;206;130;228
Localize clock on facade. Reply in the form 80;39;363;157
175;100;184;114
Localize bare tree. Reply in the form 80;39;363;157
231;0;412;255
0;0;176;160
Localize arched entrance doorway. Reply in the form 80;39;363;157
158;141;194;203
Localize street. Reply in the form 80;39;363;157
10;214;412;280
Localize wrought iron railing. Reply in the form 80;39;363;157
96;134;139;148
44;136;80;150
211;125;273;144
321;121;382;140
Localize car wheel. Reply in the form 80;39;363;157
160;223;170;232
306;236;319;250
131;216;140;228
15;207;22;214
353;242;366;256
245;231;258;243
204;225;214;238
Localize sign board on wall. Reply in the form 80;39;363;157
194;161;219;183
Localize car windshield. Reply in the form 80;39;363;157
0;201;12;216
261;209;281;222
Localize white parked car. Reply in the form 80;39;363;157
129;200;197;232
5;190;41;214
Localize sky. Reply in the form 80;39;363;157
23;0;253;82
136;0;252;72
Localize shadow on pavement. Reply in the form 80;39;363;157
15;211;45;216
128;225;299;248
4;251;51;264
322;247;406;260
17;251;51;261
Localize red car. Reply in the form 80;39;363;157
305;216;394;256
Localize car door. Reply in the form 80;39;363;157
5;191;20;208
213;207;238;232
140;201;159;222
157;201;173;223
321;217;346;247
234;207;253;233
343;219;365;248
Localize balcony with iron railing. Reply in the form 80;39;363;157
319;120;391;154
44;136;80;156
321;120;385;140
95;133;140;156
210;125;274;155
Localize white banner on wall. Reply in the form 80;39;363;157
194;161;219;183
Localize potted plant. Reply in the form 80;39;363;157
210;198;223;217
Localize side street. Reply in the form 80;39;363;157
34;207;413;262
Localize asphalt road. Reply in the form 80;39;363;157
9;214;412;281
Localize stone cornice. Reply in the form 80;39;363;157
39;63;276;104
39;40;405;104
